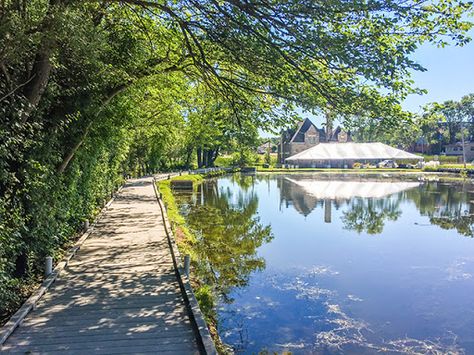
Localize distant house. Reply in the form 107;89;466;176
411;137;431;154
277;118;351;163
445;142;474;162
257;141;277;154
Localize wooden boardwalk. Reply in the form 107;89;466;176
1;177;209;354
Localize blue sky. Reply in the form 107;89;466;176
262;28;474;135
404;28;474;114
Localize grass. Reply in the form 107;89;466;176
256;166;424;173
156;172;230;353
422;164;474;178
427;164;474;169
156;175;203;257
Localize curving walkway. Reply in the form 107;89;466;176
1;177;204;354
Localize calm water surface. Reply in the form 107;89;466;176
175;174;474;354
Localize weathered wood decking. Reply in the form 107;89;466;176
1;177;213;354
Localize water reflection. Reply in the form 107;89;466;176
342;198;402;234
406;182;474;237
284;178;420;199
278;175;474;237
176;176;273;301
174;174;474;353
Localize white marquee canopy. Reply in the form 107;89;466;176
286;142;423;162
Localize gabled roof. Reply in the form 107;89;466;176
286;142;423;161
290;118;318;143
328;126;341;141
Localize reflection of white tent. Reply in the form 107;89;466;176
286;142;422;167
285;178;420;199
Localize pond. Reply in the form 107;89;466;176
174;173;474;354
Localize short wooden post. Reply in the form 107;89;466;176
84;219;89;231
184;254;191;277
45;256;53;277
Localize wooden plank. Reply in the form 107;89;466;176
37;289;182;303
6;328;194;345
54;270;179;280
64;262;175;273
4;349;197;355
35;294;184;308
2;336;196;351
2;340;199;355
12;320;192;337
21;304;186;327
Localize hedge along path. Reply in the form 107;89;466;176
0;175;215;354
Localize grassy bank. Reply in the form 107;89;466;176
156;173;229;353
157;174;202;257
421;164;474;179
257;166;425;173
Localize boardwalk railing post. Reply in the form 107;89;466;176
184;254;191;277
45;256;53;277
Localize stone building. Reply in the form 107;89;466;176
277;118;351;163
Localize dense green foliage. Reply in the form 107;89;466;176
340;178;474;236
350;93;474;152
0;0;472;322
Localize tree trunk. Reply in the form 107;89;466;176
56;84;130;174
211;147;219;166
20;0;63;122
184;146;193;168
209;150;213;166
197;147;202;168
57;122;92;174
21;49;53;121
202;149;208;167
13;252;28;278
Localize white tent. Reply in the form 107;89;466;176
285;142;422;167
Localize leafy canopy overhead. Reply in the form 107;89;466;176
110;0;472;120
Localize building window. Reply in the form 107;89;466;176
307;134;319;144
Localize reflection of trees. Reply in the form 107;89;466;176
342;197;402;234
185;180;273;301
406;182;474;237
340;181;474;236
229;173;256;192
277;176;474;237
430;215;474;237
